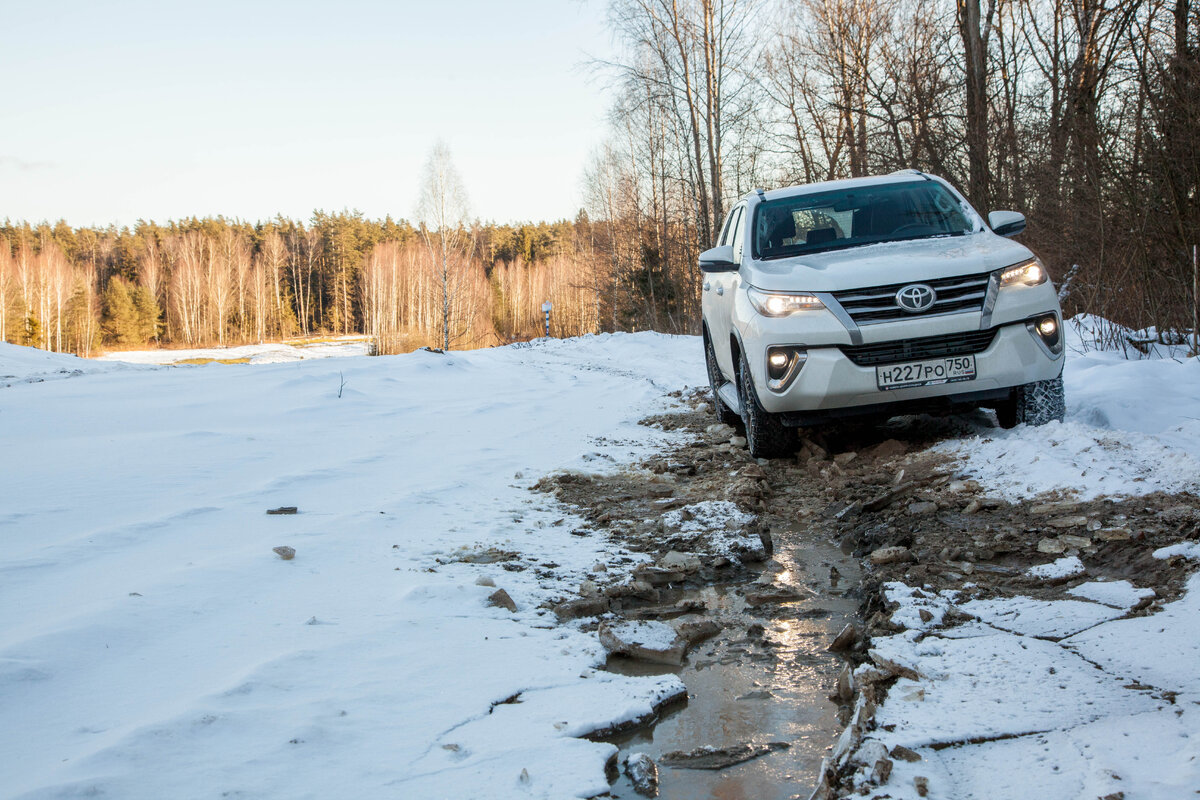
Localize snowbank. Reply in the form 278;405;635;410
938;315;1200;499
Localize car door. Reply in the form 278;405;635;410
704;203;746;380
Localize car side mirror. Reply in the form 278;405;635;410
699;244;738;272
988;210;1026;238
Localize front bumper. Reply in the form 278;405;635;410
749;319;1063;416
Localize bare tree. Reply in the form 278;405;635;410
415;142;478;350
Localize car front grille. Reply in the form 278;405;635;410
830;272;992;325
839;328;998;367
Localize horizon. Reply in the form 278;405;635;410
0;0;613;229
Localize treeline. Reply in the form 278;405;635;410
0;214;633;355
591;0;1199;336
5;0;1197;357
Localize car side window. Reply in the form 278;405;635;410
730;205;746;262
718;208;737;247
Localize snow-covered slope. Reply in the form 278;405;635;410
0;334;703;800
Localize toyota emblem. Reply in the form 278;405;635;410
895;283;937;313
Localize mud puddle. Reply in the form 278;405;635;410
600;525;861;800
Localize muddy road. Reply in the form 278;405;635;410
535;390;1200;799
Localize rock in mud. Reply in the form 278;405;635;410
633;565;688;586
1037;537;1068;554
554;597;609;620
659;742;790;770
867;439;908;460
487;589;517;612
725;476;768;505
869;546;911;565
864;482;916;512
757;526;774;556
272;546;296;560
705;423;736;438
827;623;859;653
624;753;659;797
674;619;720;645
1048;515;1090;528
657;551;702;573
907;501;938;515
833;451;858;466
598;620;687;665
744;586;809;606
836;663;856;702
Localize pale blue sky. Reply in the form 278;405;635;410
0;0;614;227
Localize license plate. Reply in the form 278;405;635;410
876;355;976;391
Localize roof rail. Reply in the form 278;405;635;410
890;168;930;180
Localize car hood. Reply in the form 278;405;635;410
740;232;1035;293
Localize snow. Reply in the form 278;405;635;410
937;315;1200;500
0;333;706;800
1065;571;1200;697
865;567;1200;799
603;620;681;651
958;595;1121;638
1067;579;1155;609
97;337;372;364
1154;541;1200;561
1024;555;1085;580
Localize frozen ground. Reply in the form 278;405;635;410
0;333;704;800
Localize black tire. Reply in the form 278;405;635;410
996;375;1066;429
736;349;795;458
703;328;741;426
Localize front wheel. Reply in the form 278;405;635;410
996;375;1066;428
737;350;795;458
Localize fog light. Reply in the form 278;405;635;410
766;346;807;391
1026;313;1063;355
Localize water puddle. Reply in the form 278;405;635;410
599;522;862;799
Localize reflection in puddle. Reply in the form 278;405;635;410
600;523;861;799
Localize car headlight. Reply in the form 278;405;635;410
999;258;1048;287
746;286;825;317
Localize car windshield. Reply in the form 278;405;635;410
752;180;975;260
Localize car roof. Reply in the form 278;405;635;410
748;171;934;204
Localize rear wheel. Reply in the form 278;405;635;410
996;375;1065;428
736;350;795;458
703;329;740;426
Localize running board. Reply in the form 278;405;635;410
716;381;742;416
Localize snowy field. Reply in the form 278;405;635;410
1;334;703;800
2;318;1198;799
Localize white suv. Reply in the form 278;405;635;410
701;171;1065;458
